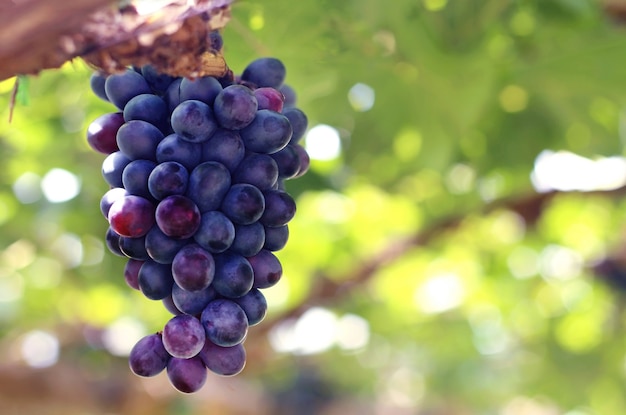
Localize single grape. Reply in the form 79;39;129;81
186;161;231;212
254;87;284;112
155;195;201;239
230;222;265;257
240;109;292;154
105;227;125;257
292;144;310;178
100;187;128;219
278;84;297;108
138;260;175;300
180;76;223;105
87;112;124;154
171;100;218;143
212;252;254;299
102;151;132;188
172;244;215;292
283;107;308;144
263;224;289;251
213;85;258;130
199;340;246;377
141;64;175;94
119;235;149;260
241;57;286;88
104;69;152;109
260;189;296;227
162;314;206;359
124;258;143;290
164;77;183;113
193;211;235;254
172;283;218;316
108;195;155;238
123;94;169;133
148;161;189;200
90;71;109;102
232;153;279;190
271;144;301;180
167;356;207;393
220;183;265;225
129;333;170;377
122;159;157;199
233;288;267;326
162;294;183;315
248;249;283;289
156;133;202;170
201;129;245;172
201;299;248;347
144;225;190;264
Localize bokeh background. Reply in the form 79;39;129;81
3;0;626;414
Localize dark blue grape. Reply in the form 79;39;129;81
166;356;207;393
201;299;248;347
124;258;143;290
162;314;206;359
283;107;308;144
122;159;157;199
100;187;128;219
263;224;289;251
186;161;231;212
248;249;282;289
105;227;125;257
148;161;189;200
232;153;278;190
233;288;267;326
162;294;183;315
213;85;258;130
208;30;224;52
104;69;151;109
212;252;254;299
138;260;175;300
260;189;296;227
230;222;265;257
240;109;292;154
90;71;109;102
116;120;163;161
145;225;190;264
102;151;132;188
119;235;149;260
171;100;218;143
193;211;235;253
180;76;223;105
156;133;202;170
293;144;310;178
278;84;297;108
172;283;218;316
123;94;169;132
141;65;175;94
172;244;215;292
199;340;246;377
201;129;245;172
241;57;286;88
164;78;183;113
129;333;170;377
271;144;301;180
220;183;265;225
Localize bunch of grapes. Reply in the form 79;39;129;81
86;46;310;393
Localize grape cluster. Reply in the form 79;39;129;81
87;50;310;393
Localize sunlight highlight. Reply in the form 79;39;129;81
348;83;375;112
41;168;81;203
305;124;341;161
21;330;59;368
414;273;465;314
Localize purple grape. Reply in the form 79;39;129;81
87;112;123;154
199;340;246;376
232;153;279;190
119;235;149;260
102;151;131;188
230;222;265;257
138;260;174;300
172;244;215;292
124;258;143;290
117;120;163;161
263;224;289;251
254;87;284;112
271;144;301;180
122;159;157;199
162;294;183;315
213;85;258;130
145;226;190;264
292;144;310;178
148;161;189;200
220;183;265;225
201;299;249;347
171;100;218;143
100;187;128;219
186;161;231;212
162;314;206;358
105;227;125;257
172;283;218;316
212;252;254;299
278;84;297;108
201;129;245;172
283;107;308;144
193;211;235;253
155;195;201;239
104;69;151;109
108;195;155;238
180;76;223;105
156;133;202;170
248;249;283;289
240;109;293;154
233;288;267;326
129;333;170;377
166;356;207;393
141;64;175;94
90;71;109;102
241;57;286;88
123;94;169;132
260;189;296;227
164;78;183;113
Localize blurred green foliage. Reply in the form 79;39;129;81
2;0;626;414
